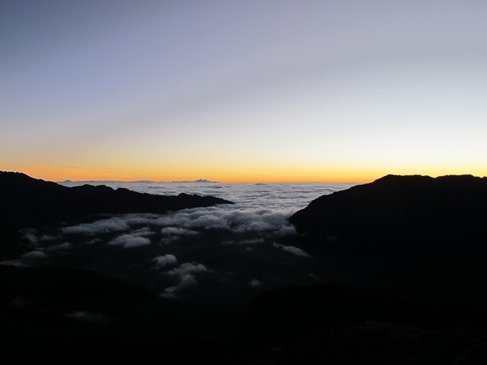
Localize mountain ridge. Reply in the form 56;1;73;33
0;171;232;257
290;173;487;241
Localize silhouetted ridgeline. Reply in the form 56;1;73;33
234;175;487;363
0;171;232;229
291;174;487;256
0;171;231;258
288;175;487;303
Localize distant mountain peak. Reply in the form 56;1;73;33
58;178;219;184
193;179;216;183
169;179;218;183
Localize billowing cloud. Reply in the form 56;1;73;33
250;279;262;287
47;242;72;251
151;207;297;236
273;243;309;258
278;225;297;236
39;234;57;242
123;213;159;226
161;262;210;299
63;218;130;235
189;213;231;230
21;250;48;260
109;234;151;248
161;227;197;236
153;254;178;269
222;238;264;245
0;259;25;268
21;231;38;244
166;262;209;276
6;250;49;267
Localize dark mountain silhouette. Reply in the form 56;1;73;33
175;178;218;183
60;178;219;184
230;174;487;363
290;175;487;279
288;174;487;302
0;171;231;258
291;174;487;246
1;171;231;223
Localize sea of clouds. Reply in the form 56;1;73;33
2;181;352;307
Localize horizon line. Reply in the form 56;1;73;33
4;170;486;185
56;178;364;184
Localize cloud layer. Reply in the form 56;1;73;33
3;182;350;305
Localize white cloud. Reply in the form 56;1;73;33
63;218;130;235
47;242;72;251
109;234;151;248
131;227;154;236
106;227;154;248
153;254;178;269
278;225;297;236
190;214;230;230
161;262;210;298
0;259;25;268
234;220;275;233
166;262;209;277
22;232;38;244
236;238;264;245
19;228;38;246
161;227;197;236
86;238;102;245
162;275;197;299
160;236;179;245
273;243;309;258
250;279;262;287
151;207;294;236
21;250;47;260
123;213;159;226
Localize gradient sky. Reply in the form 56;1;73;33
1;0;487;182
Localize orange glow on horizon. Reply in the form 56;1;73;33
7;168;370;184
4;163;486;185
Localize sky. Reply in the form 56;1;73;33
1;0;487;182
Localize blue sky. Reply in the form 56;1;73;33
1;0;487;181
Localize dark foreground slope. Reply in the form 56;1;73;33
235;175;487;364
0;265;226;364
